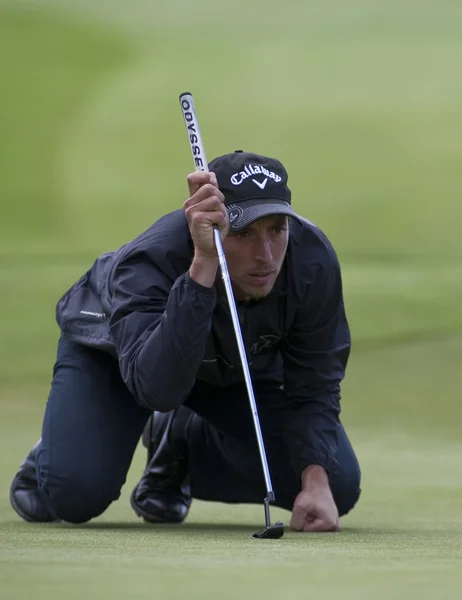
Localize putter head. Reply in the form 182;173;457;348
252;521;284;539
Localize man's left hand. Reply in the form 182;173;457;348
290;465;340;532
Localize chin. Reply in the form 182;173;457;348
244;285;274;302
232;278;276;302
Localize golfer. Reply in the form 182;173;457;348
10;151;361;532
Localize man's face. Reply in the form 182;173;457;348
222;215;289;301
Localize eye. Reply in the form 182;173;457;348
270;226;287;234
236;230;250;238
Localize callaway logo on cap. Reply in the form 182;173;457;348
230;164;282;188
208;150;303;232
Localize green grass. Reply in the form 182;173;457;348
1;0;462;598
1;428;461;600
0;5;134;250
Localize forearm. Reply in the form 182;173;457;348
301;464;329;490
115;272;217;411
189;252;219;288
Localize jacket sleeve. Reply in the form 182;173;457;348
108;253;217;411
282;249;351;478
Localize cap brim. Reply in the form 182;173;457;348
226;199;302;232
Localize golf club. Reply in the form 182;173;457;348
179;92;284;540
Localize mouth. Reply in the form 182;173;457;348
247;271;276;286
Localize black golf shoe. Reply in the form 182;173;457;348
10;440;59;523
130;411;191;524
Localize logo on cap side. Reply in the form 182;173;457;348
227;204;244;226
230;164;282;186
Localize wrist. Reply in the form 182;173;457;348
301;465;329;491
189;252;219;288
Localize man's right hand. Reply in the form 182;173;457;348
184;171;229;258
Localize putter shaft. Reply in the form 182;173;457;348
214;228;275;497
179;92;283;538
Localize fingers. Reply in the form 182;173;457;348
187;171;210;197
291;515;339;533
185;197;228;231
290;498;340;533
187;171;219;197
184;171;229;254
184;178;227;233
289;505;308;532
184;183;225;211
302;517;340;533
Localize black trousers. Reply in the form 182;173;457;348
35;336;361;523
182;381;361;515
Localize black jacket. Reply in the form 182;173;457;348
56;209;351;477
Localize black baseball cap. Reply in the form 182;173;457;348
208;150;303;232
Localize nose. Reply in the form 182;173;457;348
255;237;273;263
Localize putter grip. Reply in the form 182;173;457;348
179;92;208;172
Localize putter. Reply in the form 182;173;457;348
179;92;284;540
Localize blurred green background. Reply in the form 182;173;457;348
1;1;461;599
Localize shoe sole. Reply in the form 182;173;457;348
129;486;185;524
